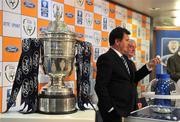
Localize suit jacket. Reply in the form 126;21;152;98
95;48;151;117
167;52;180;82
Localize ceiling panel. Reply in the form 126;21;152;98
110;0;180;26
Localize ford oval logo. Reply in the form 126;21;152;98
40;27;47;33
65;12;74;18
76;33;84;38
24;1;35;8
6;46;19;52
95;20;101;25
86;0;93;5
102;37;108;41
109;8;115;13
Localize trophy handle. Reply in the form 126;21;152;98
39;39;47;75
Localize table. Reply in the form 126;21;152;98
0;110;95;122
124;106;180;122
142;92;180;99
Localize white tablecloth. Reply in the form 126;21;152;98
0;110;95;122
142;92;180;99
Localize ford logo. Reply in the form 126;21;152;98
40;27;47;33
109;8;115;13
86;0;93;5
6;46;19;52
76;33;84;38
102;37;108;41
95;20;101;25
24;1;35;8
65;12;74;18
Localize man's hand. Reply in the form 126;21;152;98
147;56;161;69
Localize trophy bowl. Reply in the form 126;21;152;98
38;32;77;114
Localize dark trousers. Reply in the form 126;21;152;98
98;108;122;122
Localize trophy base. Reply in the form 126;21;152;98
38;108;77;114
38;93;76;114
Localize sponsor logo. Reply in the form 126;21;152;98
16;67;22;84
83;60;90;76
86;0;93;5
3;21;21;29
5;45;19;52
82;80;89;97
65;12;74;18
23;39;31;52
77;10;83;25
5;64;16;83
7;88;16;107
109;8;115;13
128;15;132;19
22;78;30;97
53;3;63;20
85;13;92;26
76;0;84;7
5;0;19;9
94;48;100;60
103;18;108;30
40;26;47;33
22;55;32;74
24;0;35;8
117;11;123;18
23;18;36;36
32;51;39;67
102;37;108;41
94;19;101;25
94;32;101;44
76;32;84;38
41;0;49;17
102;2;108;15
109;20;115;29
84;34;93;40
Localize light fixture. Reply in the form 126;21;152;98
174;17;180;26
149;7;160;11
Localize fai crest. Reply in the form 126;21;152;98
5;64;16;83
23;18;36;36
76;0;84;7
6;0;19;9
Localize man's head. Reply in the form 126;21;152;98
109;27;130;54
127;39;136;59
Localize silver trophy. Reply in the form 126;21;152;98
38;7;77;114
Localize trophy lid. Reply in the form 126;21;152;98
40;6;75;38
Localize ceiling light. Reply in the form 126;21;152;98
149;7;160;11
174;17;180;26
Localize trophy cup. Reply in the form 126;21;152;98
38;6;76;114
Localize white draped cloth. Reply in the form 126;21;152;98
175;79;180;107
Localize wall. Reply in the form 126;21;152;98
0;0;151;112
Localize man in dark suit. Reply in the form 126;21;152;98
95;27;160;122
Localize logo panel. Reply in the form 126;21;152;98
38;0;51;20
3;12;21;37
2;37;21;62
2;62;18;87
22;0;37;17
3;0;21;14
22;15;37;38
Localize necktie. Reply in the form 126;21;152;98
121;56;130;75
